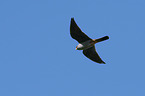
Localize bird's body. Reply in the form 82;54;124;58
70;18;109;64
76;40;93;50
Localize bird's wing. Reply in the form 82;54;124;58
70;18;92;43
83;46;105;64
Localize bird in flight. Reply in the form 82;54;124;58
70;18;109;64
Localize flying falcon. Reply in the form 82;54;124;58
70;18;109;64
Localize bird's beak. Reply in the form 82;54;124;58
75;47;77;50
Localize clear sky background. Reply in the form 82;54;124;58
0;0;145;96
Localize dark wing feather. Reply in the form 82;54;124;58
83;46;105;64
70;18;92;43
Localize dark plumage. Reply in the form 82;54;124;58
70;18;109;64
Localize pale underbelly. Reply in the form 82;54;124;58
77;41;94;50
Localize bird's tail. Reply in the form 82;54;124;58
94;36;109;43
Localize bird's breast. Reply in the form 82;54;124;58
76;40;94;50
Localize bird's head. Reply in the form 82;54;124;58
76;44;83;50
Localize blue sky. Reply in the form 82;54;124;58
0;0;145;96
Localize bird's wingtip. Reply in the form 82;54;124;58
71;17;74;20
103;62;106;64
100;61;106;64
